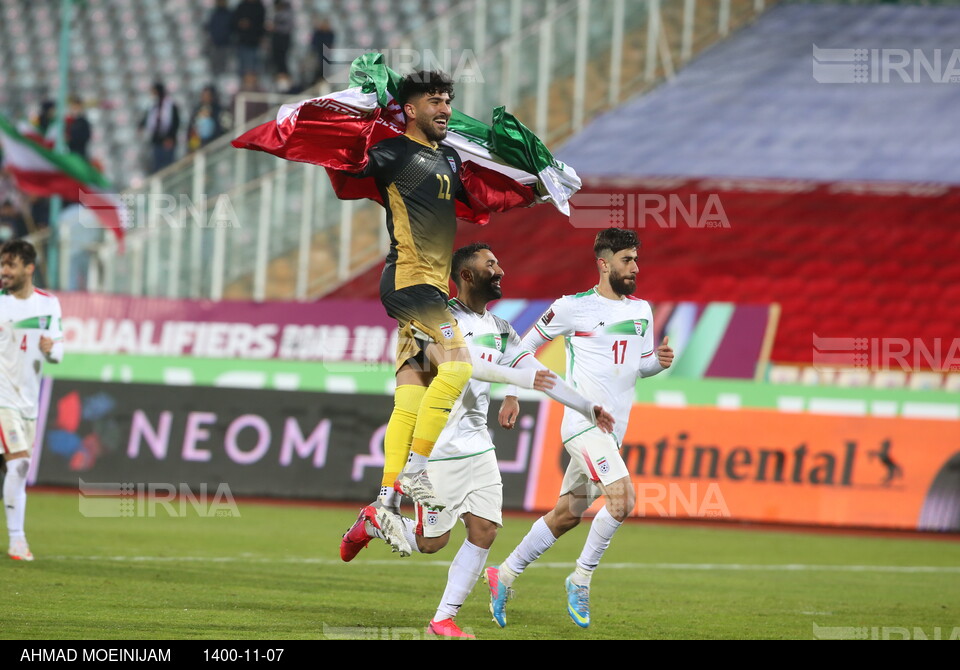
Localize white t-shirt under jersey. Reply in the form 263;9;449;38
522;287;662;446
0;288;64;418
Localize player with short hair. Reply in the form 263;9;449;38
341;243;614;638
0;240;64;561
486;227;674;629
356;70;473;531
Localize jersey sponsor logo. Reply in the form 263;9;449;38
635;319;648;337
540;309;555;326
440;322;454;339
447;156;457;173
597;457;610;476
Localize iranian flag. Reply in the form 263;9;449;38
0;114;125;238
232;53;581;225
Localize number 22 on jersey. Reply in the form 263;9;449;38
435;173;452;200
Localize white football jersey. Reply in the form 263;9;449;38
0;288;64;418
430;298;530;461
525;287;661;446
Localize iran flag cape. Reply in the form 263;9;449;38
0;114;124;238
232;53;581;225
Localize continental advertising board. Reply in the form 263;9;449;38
31;379;959;531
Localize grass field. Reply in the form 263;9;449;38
6;491;960;640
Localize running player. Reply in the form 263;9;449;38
341;243;614;638
485;228;674;629
0;240;64;561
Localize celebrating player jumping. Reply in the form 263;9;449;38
341;243;614;637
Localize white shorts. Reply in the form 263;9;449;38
560;428;630;503
0;408;36;456
418;448;503;538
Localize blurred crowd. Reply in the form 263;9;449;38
141;0;337;173
1;0;339;288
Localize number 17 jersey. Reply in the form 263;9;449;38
526;287;661;446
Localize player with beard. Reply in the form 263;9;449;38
485;228;674;629
339;71;567;556
0;240;64;561
339;70;474;552
341;243;615;638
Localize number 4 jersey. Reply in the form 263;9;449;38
524;287;663;446
0;289;64;419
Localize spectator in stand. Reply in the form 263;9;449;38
140;81;180;173
0;168;21;210
65;96;91;159
205;0;234;75
274;72;299;96
188;85;227;152
57;203;104;291
233;72;269;122
0;200;28;242
269;0;294;76
35;101;56;143
310;17;336;83
233;0;267;76
26;195;49;233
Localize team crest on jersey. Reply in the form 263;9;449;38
426;509;440;525
597;457;610;476
540;309;555;326
494;334;503;352
634;319;648;336
447;156;457;173
38;316;49;330
440;322;454;339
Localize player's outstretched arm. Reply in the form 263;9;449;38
469;352;551;389
512;355;614;433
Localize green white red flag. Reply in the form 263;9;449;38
232;53;581;225
0;114;124;239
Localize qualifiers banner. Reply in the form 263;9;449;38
34;380;541;507
57;293;398;363
529;403;960;530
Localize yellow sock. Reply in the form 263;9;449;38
381;385;426;487
410;360;473;459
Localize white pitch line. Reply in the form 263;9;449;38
43;556;960;573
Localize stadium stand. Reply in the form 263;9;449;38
559;3;960;183
0;0;457;186
329;2;960;370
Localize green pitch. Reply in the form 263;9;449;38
6;492;960;640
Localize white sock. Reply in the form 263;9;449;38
501;516;556;587
4;457;29;542
399;515;421;553
573;505;621;584
434;540;489;622
378;487;401;510
364;520;384;540
403;452;428;473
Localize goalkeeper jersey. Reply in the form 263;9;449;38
0;288;64;418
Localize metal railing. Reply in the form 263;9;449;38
84;0;771;301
